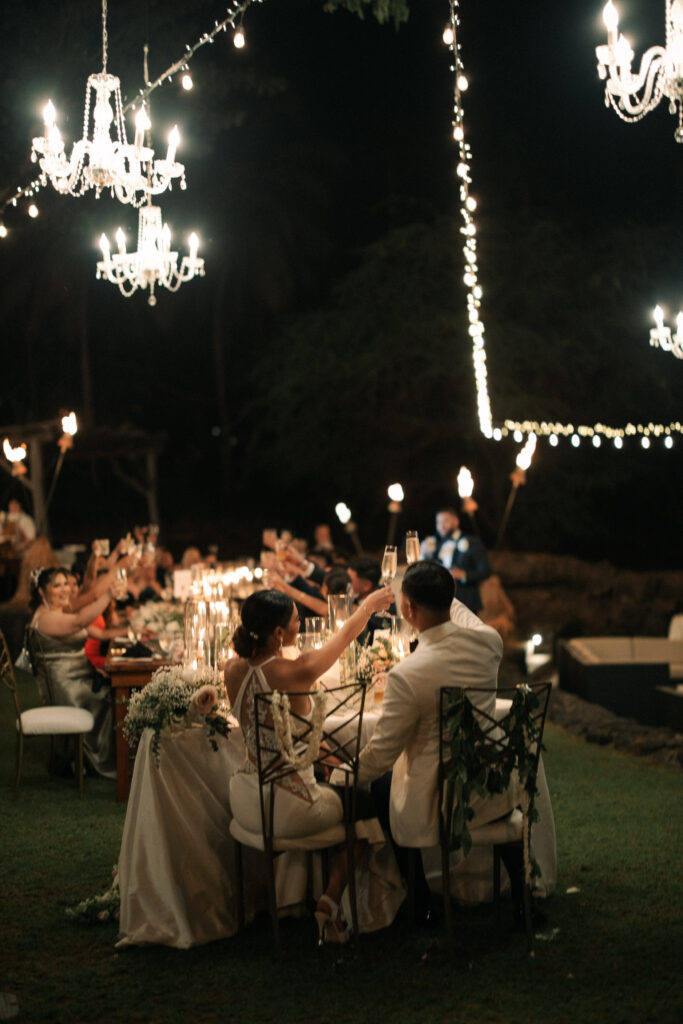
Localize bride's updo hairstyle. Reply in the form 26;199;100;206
233;590;295;658
29;567;66;610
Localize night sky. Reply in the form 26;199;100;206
0;0;680;568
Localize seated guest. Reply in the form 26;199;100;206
2;497;36;554
313;523;334;551
29;567;120;778
267;564;351;620
355;561;524;921
348;556;395;644
226;586;396;942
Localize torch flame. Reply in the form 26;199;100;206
515;433;537;471
61;412;78;436
335;502;352;525
457;466;474;498
3;438;27;463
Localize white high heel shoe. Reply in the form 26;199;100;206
314;894;351;946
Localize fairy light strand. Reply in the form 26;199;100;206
446;0;679;450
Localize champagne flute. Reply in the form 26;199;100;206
381;545;398;585
405;531;420;565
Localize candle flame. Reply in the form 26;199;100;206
387;483;404;502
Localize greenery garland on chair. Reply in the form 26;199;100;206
442;685;545;882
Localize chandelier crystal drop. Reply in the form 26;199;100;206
650;305;683;357
30;0;186;204
96;203;204;305
596;1;683;142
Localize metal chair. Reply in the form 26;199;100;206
438;682;552;948
0;627;94;797
229;680;366;953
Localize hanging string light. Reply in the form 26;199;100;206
446;0;680;450
444;1;492;439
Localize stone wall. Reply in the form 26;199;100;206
489;551;682;640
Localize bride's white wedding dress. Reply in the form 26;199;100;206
115;660;404;949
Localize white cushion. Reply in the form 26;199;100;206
19;706;94;736
229;817;347;852
470;808;523;845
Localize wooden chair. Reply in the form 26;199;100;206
0;628;94;797
229;681;366;953
438;682;552;948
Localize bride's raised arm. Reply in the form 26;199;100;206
278;586;393;689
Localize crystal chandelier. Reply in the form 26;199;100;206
596;1;683;142
96;202;204;305
650;305;683;357
30;0;185;204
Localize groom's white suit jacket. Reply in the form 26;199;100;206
357;599;520;847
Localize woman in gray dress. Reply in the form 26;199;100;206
29;567;121;778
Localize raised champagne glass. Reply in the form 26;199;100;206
405;531;420;565
381;545;398;584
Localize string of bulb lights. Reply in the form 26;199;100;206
445;0;680;451
0;0;679;450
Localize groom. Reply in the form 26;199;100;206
356;561;521;919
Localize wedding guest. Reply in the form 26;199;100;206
353;561;524;922
29;567;120;778
348;556;395;644
2;497;36;553
420;507;490;614
226;585;398;943
313;524;334;550
180;547;202;569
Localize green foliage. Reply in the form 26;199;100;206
443;686;544;871
322;0;411;27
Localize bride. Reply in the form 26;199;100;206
225;585;400;943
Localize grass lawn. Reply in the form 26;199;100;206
1;669;682;1024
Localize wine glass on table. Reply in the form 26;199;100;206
405;531;420;565
158;629;175;659
380;545;397;585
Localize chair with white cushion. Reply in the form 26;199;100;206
0;628;94;798
438;682;551;948
229;681;366;953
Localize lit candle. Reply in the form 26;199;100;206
134;105;151;149
115;228;126;255
99;233;110;258
166;125;180;164
162;223;171;252
188;232;199;260
603;1;619;48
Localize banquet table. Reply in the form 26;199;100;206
104;654;172;803
114;673;556;948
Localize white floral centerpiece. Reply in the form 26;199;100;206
355;635;398;685
135;600;184;636
122;664;231;764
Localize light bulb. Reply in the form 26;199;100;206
442;25;454;46
233;28;245;49
571;434;580;448
466;196;477;211
513;430;523;443
641;436;650;449
28;204;39;218
387;483;404;502
181;73;193;91
664;436;673;449
614;436;623;449
492;428;502;441
0;224;7;239
592;435;601;448
549;434;559;447
457;74;469;91
453;125;464;141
